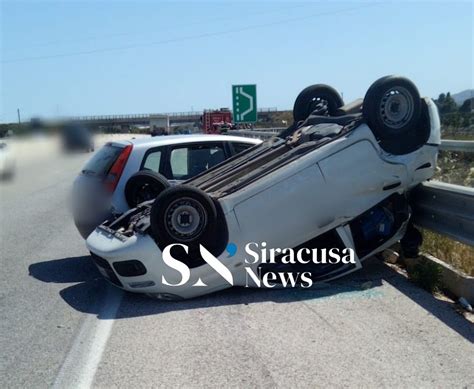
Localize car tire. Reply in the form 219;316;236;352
150;185;217;253
363;75;422;143
293;84;344;123
125;170;170;208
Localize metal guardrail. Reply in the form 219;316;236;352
68;108;279;122
70;113;149;120
235;129;474;246
416;137;474;246
411;182;474;247
439;140;474;152
69;112;198;121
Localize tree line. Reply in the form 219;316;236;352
435;93;473;133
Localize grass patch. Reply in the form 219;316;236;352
407;258;443;293
421;230;474;276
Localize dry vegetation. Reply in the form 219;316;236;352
434;150;474;187
421;230;474;276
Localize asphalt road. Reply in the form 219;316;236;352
1;139;473;388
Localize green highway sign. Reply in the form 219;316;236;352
232;84;257;123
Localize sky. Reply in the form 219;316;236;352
1;0;473;123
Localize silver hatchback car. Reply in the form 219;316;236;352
72;134;260;238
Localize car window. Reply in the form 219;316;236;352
81;143;124;177
170;143;225;180
142;149;162;173
232;142;254;155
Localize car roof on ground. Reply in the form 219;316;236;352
116;133;262;148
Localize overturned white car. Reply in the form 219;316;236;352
87;76;440;299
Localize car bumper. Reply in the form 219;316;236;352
86;228;232;299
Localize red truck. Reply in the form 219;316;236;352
201;108;233;134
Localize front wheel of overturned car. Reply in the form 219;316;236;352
150;185;218;255
125;170;170;208
363;75;421;144
293;84;344;123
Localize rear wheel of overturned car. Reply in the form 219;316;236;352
150;185;218;252
293;84;344;123
125;170;170;208
363;75;422;150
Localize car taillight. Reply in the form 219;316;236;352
105;144;133;192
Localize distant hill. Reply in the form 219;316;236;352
451;89;473;106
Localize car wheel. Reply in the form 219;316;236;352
125;171;170;208
363;75;421;143
293;84;344;123
150;185;217;250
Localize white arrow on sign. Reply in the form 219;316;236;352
238;86;254;122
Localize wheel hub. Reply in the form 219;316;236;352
177;212;192;227
379;86;414;129
165;197;206;241
308;98;328;116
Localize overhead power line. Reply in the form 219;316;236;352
3;3;320;52
2;4;377;64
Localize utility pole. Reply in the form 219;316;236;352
17;108;21;124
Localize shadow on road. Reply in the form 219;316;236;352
28;255;108;315
29;255;100;284
29;255;473;342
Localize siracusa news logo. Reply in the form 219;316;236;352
161;242;355;288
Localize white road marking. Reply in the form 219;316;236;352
53;286;123;389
